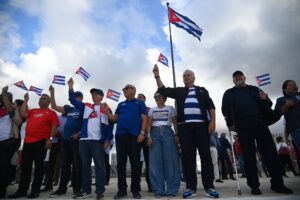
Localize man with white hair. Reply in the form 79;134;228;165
152;64;219;199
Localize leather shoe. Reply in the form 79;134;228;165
27;192;39;199
271;185;293;194
114;191;127;199
251;188;262;195
8;191;27;199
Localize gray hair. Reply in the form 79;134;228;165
183;69;195;78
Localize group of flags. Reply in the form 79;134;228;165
12;67;121;102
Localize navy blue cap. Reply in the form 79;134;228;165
90;88;104;96
74;91;83;98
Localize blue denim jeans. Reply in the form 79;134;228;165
291;129;300;154
79;140;105;195
149;126;180;196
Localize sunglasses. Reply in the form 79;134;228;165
123;86;134;91
39;98;46;101
154;95;161;99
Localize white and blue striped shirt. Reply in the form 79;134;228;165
184;87;205;123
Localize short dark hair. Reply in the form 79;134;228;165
282;80;294;96
276;136;283;143
154;91;167;101
15;99;24;107
232;70;244;77
138;93;146;100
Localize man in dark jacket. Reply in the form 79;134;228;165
221;70;292;195
218;133;235;180
152;64;219;199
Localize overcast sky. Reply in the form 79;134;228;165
1;0;299;134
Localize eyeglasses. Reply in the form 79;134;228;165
123;86;134;91
154;95;161;99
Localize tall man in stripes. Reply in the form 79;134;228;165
152;64;219;199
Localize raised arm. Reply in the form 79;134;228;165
152;64;164;88
20;93;29;118
49;85;65;114
1;86;13;112
67;78;85;111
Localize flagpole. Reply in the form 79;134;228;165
166;2;176;88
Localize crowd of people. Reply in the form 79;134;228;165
0;66;299;199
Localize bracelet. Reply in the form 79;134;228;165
155;76;160;79
140;130;145;135
146;133;150;138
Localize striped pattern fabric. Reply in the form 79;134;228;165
184;87;205;122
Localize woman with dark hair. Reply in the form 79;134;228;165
275;80;300;154
147;91;180;198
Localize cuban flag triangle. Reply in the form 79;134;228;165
52;75;65;85
76;67;91;81
168;7;203;41
14;81;28;91
29;86;43;96
256;73;271;87
106;89;121;102
157;53;169;67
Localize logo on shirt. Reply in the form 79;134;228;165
34;113;44;118
89;111;98;119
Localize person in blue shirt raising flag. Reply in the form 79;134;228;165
48;85;83;198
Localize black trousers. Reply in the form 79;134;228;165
279;154;297;175
138;140;151;190
18;140;47;193
237;121;284;189
44;141;61;188
58;139;82;193
115;134;141;193
219;154;234;179
0;139;18;196
104;152;110;184
178;122;214;191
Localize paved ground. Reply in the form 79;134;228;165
6;173;300;199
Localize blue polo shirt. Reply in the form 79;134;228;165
63;106;83;140
115;98;147;136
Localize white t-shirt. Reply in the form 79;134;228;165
148;105;176;127
82;105;101;140
0;114;12;141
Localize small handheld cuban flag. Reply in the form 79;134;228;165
107;89;121;102
76;67;91;81
256;73;271;87
14;81;28;91
168;7;203;41
157;53;169;67
52;75;65;85
29;86;43;96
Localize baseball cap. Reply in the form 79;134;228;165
74;91;83;98
90;88;104;96
232;70;244;77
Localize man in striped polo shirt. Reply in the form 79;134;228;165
152;64;219;199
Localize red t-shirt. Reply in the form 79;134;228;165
24;108;60;143
233;140;243;156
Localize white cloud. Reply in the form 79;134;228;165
1;0;299;133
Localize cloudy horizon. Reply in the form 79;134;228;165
1;0;299;134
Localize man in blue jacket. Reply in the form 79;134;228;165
67;78;112;200
48;85;83;197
